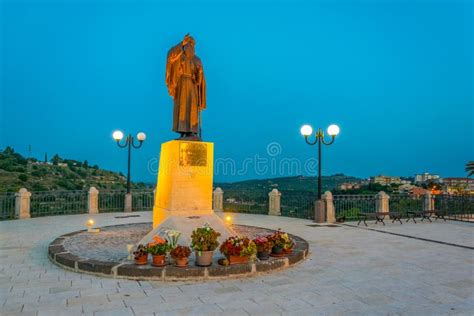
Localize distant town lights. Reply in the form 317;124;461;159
113;130;124;141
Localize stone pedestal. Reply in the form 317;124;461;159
376;191;390;219
268;189;281;216
423;192;434;211
213;187;224;212
153;140;214;227
88;187;99;214
15;188;31;219
141;140;235;246
124;193;132;212
322;191;335;223
314;200;325;223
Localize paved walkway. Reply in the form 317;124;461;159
1;212;473;315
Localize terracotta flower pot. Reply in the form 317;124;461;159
272;246;284;255
134;254;148;265
257;250;270;260
152;254;166;267
195;250;214;267
228;255;250;265
174;257;189;267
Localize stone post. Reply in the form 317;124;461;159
124;193;132;212
423;191;434;211
376;191;390;213
88;187;99;214
268;189;281;216
15;188;31;219
314;200;325;223
322;191;335;223
213;187;224;212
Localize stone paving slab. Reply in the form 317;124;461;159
0;212;473;315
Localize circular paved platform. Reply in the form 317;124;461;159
48;222;309;280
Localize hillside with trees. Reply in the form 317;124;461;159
0;147;149;192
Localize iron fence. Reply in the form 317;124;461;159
434;195;474;222
30;190;88;217
98;190;126;213
0;192;16;220
389;194;423;218
280;190;315;219
132;189;154;211
333;194;376;221
223;190;268;214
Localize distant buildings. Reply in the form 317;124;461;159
397;184;427;196
369;175;410;186
443;178;474;195
415;172;440;184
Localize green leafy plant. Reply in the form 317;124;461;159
147;243;170;256
190;224;221;254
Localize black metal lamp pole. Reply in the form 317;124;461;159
301;125;339;200
113;131;146;194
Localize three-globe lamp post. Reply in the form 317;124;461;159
300;124;340;201
112;130;146;194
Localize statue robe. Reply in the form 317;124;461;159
166;43;206;134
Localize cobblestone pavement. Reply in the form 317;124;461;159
1;212;473;315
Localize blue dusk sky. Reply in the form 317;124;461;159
1;0;472;183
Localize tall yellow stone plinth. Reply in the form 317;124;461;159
153;140;214;228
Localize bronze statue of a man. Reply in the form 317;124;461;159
165;34;206;140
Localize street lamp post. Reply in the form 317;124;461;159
300;124;340;200
112;130;147;194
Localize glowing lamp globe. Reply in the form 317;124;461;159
300;125;313;136
113;130;124;141
327;124;340;136
137;132;146;142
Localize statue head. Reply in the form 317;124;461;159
182;34;195;48
183;42;195;59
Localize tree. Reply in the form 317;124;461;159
83;160;89;168
51;154;61;165
18;174;28;182
466;161;474;177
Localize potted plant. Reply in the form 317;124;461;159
191;224;221;267
253;236;272;260
147;235;170;267
219;236;257;265
268;230;293;256
133;244;148;265
170;245;191;267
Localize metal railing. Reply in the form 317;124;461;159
223;190;268;215
98;190;126;213
389;194;423;218
333;194;376;221
131;190;154;211
434;195;474;222
30;190;88;217
280;190;315;219
0;193;16;220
